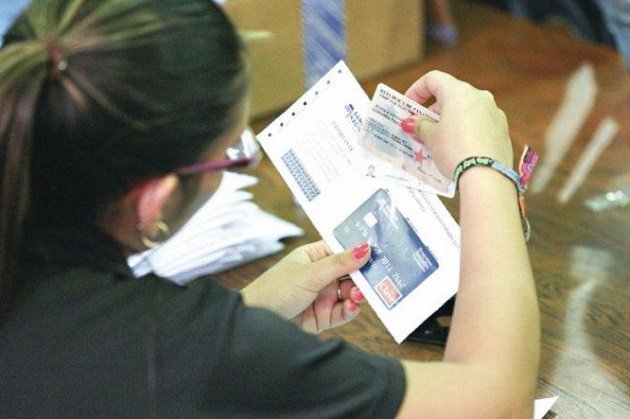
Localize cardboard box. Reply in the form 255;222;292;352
224;0;424;118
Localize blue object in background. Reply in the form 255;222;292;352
301;0;347;88
0;0;30;45
596;0;630;68
479;0;630;67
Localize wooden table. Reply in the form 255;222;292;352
219;2;630;417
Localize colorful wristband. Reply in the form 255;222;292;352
452;145;539;241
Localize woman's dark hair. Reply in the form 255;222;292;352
0;0;248;313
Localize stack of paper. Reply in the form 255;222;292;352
127;171;303;285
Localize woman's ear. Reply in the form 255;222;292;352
134;174;179;233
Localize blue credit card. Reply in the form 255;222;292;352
333;188;439;310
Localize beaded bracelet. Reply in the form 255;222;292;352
452;145;539;241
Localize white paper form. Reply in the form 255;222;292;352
533;396;559;419
258;62;460;343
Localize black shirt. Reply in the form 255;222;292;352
0;226;405;418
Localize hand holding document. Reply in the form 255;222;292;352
258;62;460;343
259;61;559;416
357;83;455;196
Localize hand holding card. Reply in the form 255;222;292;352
357;84;456;197
333;189;439;310
258;62;460;343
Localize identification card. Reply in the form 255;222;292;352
357;84;456;197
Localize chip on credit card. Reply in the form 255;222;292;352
333;188;439;310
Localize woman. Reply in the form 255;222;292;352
0;0;540;417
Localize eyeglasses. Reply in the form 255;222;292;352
175;127;261;176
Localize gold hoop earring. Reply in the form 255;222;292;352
140;221;171;249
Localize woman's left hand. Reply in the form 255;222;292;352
241;240;371;333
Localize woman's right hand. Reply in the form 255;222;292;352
402;70;514;178
396;71;539;419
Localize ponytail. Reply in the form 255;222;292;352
0;40;49;314
0;0;248;315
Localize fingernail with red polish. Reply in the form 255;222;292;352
353;288;365;301
348;300;357;312
352;243;370;260
400;117;416;134
353;242;369;251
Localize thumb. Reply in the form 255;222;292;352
401;115;439;144
308;243;371;288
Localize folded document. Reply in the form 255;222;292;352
128;171;303;285
258;61;461;343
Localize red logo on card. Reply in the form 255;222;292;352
376;276;402;308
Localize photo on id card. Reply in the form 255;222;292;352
333;188;439;310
